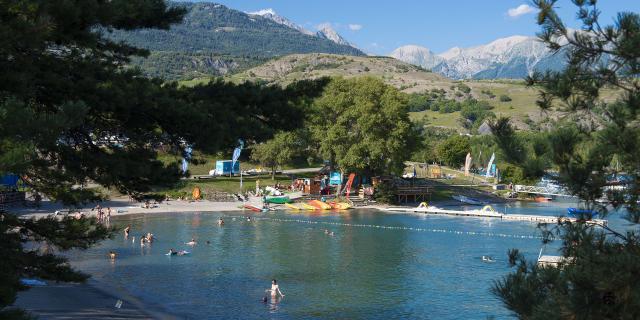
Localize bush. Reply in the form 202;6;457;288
499;94;512;102
374;182;397;204
407;93;430;112
457;83;471;93
499;163;525;184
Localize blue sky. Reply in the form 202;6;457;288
186;1;639;54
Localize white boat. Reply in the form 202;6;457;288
452;195;484;205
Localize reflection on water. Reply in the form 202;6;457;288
67;204;631;319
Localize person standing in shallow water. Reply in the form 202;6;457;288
268;279;284;299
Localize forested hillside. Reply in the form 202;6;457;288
108;2;364;79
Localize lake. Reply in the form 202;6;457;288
68;202;624;319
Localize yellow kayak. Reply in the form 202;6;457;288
285;203;315;211
330;202;352;210
285;203;301;210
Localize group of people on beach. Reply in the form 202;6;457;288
93;204;111;223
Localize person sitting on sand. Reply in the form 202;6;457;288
267;279;284;299
218;218;225;226
124;225;131;238
186;238;197;246
108;250;117;260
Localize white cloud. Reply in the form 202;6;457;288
507;4;534;18
348;24;363;31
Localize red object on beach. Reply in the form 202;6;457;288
345;173;356;197
534;196;552;203
244;204;262;212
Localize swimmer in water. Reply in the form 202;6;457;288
124;225;131;238
168;248;177;255
324;229;329;235
482;255;495;262
186;238;197;246
206;240;211;245
218;218;224;226
268;279;284;299
108;250;117;260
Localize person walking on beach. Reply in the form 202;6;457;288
106;207;111;223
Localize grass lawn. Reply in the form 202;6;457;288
155;172;318;197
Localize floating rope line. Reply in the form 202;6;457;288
250;217;543;240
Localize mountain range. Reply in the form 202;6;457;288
110;1;566;81
107;2;363;79
247;9;354;47
389;36;566;79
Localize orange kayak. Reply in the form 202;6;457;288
308;200;332;210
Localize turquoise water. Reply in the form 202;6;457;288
67;202;625;319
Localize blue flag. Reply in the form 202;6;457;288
181;145;192;174
232;147;241;166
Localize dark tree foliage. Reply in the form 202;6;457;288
493;1;640;319
0;1;319;317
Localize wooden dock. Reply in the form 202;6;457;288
395;186;432;203
385;205;607;226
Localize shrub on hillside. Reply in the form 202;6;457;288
499;94;512;102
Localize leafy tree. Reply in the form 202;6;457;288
309;77;416;176
251;131;304;179
0;1;317;317
437;135;470;167
459;99;495;132
493;1;640;319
